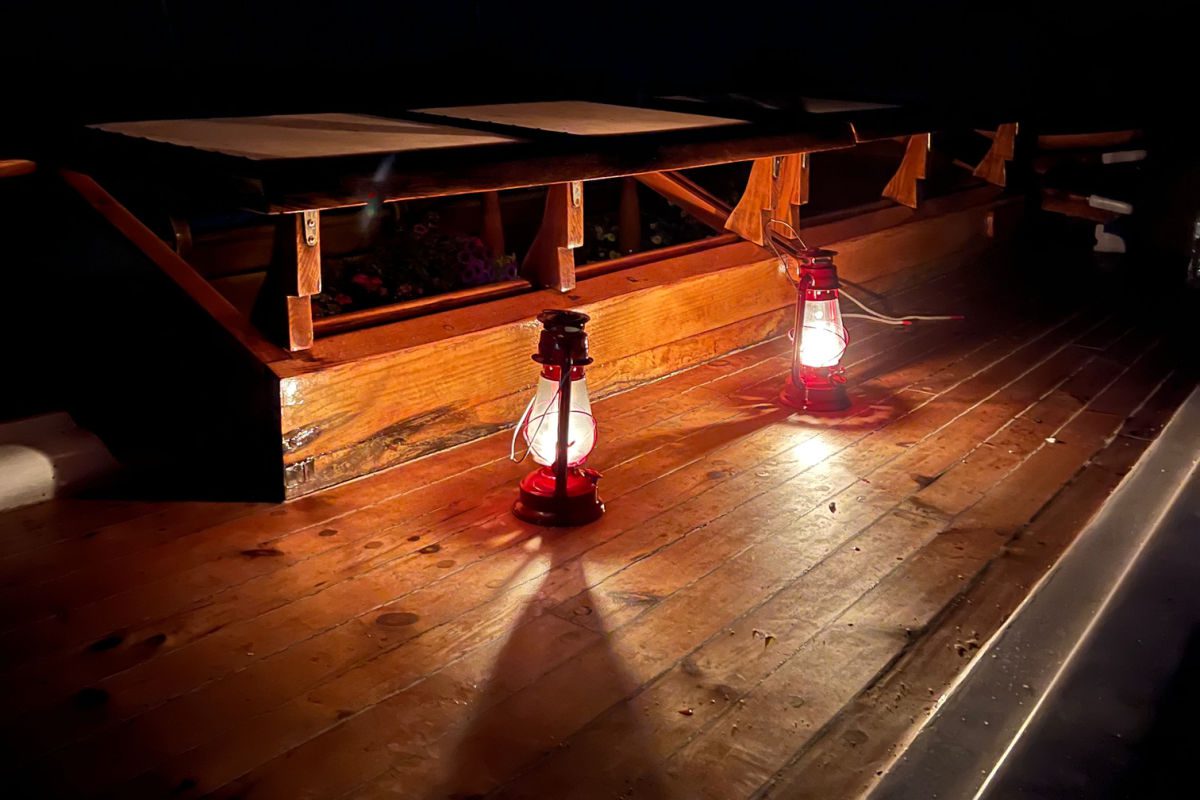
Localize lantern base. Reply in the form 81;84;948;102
513;466;605;527
780;376;850;413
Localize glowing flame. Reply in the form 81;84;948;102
523;376;597;466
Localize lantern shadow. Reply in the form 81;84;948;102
727;381;914;432
426;532;672;799
778;390;914;432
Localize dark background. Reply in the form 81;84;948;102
2;0;1190;147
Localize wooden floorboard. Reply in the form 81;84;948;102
1;260;1192;800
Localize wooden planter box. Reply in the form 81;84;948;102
61;101;1021;499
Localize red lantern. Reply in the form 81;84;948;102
512;310;605;526
780;248;851;412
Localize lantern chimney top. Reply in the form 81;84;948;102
534;309;592;366
793;248;840;290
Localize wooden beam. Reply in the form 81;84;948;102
521;181;583;291
1036;129;1141;151
882;133;930;209
634;171;732;231
724;154;810;245
253;211;321;351
973;123;1018;187
0;159;36;179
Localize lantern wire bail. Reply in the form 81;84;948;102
763;218;963;327
509;391;547;463
508;390;596;464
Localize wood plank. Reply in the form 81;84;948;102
30;278;1003;796
415;101;748;137
162;298;1099;796
761;366;1195;800
446;319;1120;799
646;337;1171;800
4;283;964;777
90;114;521;160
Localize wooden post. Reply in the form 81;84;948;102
725;153;809;246
481;190;505;258
252;210;321;351
882;133;930;209
974;123;1018;187
618;177;641;254
521;181;583;291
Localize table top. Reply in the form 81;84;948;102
74;98;970;214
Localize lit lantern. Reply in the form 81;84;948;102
780;248;851;412
512;310;605;526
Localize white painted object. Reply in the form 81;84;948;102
1088;195;1133;215
1101;149;1147;165
0;413;118;511
1094;225;1127;254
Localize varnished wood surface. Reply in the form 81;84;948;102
276;191;1015;496
90;114;520;161
1;257;1190;799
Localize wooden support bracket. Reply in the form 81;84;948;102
521;181;583;291
725;153;810;246
882;133;930;209
973;123;1018;187
253;210;321;351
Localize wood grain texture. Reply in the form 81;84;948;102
882;133;930;208
724;154;810;246
3;257;1189;799
973;122;1018;187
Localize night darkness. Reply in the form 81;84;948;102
3;0;1192;149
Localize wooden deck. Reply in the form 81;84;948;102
1;259;1193;800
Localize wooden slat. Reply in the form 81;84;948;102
634;338;1173;800
326;313;1119;800
12;276;992;794
762;366;1193;800
113;285;1078;797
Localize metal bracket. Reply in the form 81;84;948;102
302;210;319;247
